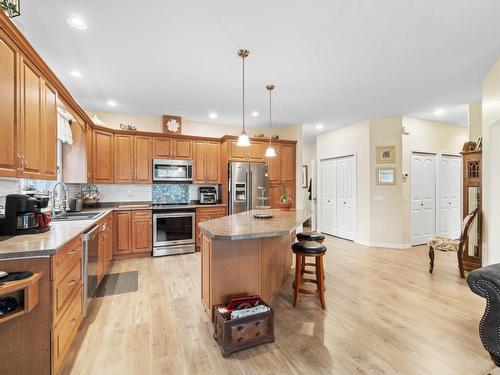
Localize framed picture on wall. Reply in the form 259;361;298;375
376;167;396;185
302;165;308;188
376;145;396;163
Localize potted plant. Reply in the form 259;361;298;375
278;181;293;210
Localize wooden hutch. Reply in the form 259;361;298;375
460;150;482;271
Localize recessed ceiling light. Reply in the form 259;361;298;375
209;112;218;119
251;111;259;117
434;108;445;116
69;70;83;78
315;123;324;130
67;16;88;30
107;100;117;107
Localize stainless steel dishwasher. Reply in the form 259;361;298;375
82;224;100;317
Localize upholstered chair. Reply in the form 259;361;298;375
427;209;478;278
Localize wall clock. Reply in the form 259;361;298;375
162;115;182;134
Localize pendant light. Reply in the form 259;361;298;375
265;84;277;158
236;49;251;147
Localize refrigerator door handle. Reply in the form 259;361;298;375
246;169;251;211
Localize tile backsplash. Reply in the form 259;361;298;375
0;178;219;204
152;184;189;204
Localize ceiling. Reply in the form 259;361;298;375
13;0;500;143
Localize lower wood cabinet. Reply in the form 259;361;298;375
113;210;152;256
50;235;85;374
195;206;226;249
269;183;296;209
131;211;152;253
97;213;113;285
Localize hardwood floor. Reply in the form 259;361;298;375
61;236;495;375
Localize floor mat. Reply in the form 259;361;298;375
95;271;138;298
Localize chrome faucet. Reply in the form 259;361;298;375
52;182;69;216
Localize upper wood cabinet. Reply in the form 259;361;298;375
0;28;18;178
134;136;152;183
19;56;43;180
0;29;57;181
267;143;296;184
153;137;192;159
193;140;220;184
113;134;134;183
42;82;57;180
227;140;266;162
93;129;114;183
113;134;152;184
280;143;296;184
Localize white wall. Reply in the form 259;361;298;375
302;142;316;213
316;116;467;248
468;101;482;141
482;58;500;265
401;117;468;244
317;120;371;243
369;117;404;246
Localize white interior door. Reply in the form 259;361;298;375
336;156;355;240
438;155;461;239
411;153;437;245
320;159;337;235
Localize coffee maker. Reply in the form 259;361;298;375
0;194;51;235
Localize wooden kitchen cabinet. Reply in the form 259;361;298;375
227;140;266;162
93;129;114;183
267;143;296;184
131;210;152;253
195;206;226;249
280;143;295;184
19;56;43;179
134;136;152;183
269;182;296;209
113;134;134;183
0;28;19;178
113;134;152;184
42;81;57;179
97;213;113;285
193;140;221;184
114;211;132;255
113;210;151;256
201;233;211;312
153;137;192;159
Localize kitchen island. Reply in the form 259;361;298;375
198;209;310;319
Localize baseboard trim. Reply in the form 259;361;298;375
355;239;411;250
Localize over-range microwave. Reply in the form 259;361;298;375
153;159;193;182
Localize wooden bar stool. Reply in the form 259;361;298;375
296;232;325;278
292;240;327;310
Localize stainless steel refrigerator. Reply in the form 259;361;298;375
228;162;269;214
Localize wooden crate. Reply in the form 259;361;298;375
213;302;275;357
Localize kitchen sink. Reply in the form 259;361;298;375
52;211;104;221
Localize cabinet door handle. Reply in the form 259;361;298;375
68;248;76;255
67;280;76;287
68;318;77;327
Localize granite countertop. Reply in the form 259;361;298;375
0;209;114;260
198;209;311;240
0;202;228;260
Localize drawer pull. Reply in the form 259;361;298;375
67;280;76;287
68;318;77;327
255;321;261;327
238;337;244;342
255;332;261;337
68;249;77;255
237;326;243;332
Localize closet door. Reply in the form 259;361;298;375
438;155;461;239
336;156;355;240
320;159;337;236
411;153;436;245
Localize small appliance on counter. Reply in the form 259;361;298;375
68;197;83;212
0;194;51;235
199;186;217;205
